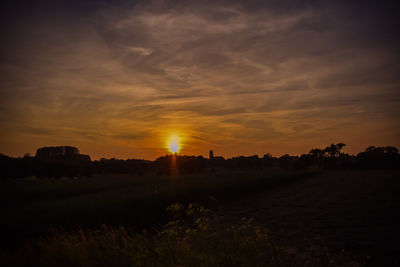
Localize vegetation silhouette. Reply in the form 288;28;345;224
0;143;399;179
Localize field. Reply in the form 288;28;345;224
1;169;399;266
223;170;400;266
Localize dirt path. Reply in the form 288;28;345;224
221;170;400;264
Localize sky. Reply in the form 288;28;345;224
1;0;399;160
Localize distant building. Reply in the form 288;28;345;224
209;150;214;159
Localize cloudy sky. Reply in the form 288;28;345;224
1;0;399;159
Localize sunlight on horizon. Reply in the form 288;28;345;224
167;135;182;153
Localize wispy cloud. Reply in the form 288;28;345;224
0;0;399;159
124;46;153;56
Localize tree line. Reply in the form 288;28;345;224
0;144;399;179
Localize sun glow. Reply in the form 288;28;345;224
167;135;182;153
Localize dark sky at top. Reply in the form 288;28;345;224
1;0;399;159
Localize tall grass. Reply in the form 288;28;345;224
1;203;362;267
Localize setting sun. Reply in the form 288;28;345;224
167;135;181;153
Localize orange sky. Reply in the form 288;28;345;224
1;1;399;160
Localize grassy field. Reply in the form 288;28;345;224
1;169;399;266
0;169;314;245
223;170;400;266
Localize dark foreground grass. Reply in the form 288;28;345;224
0;203;363;267
3;170;394;266
0;169;317;246
222;170;400;267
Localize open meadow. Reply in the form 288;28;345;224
1;169;310;244
223;170;400;266
1;169;399;266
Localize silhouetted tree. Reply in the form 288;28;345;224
1;144;399;179
324;144;339;158
279;154;297;170
357;146;400;169
336;143;346;156
262;153;274;167
294;154;314;170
